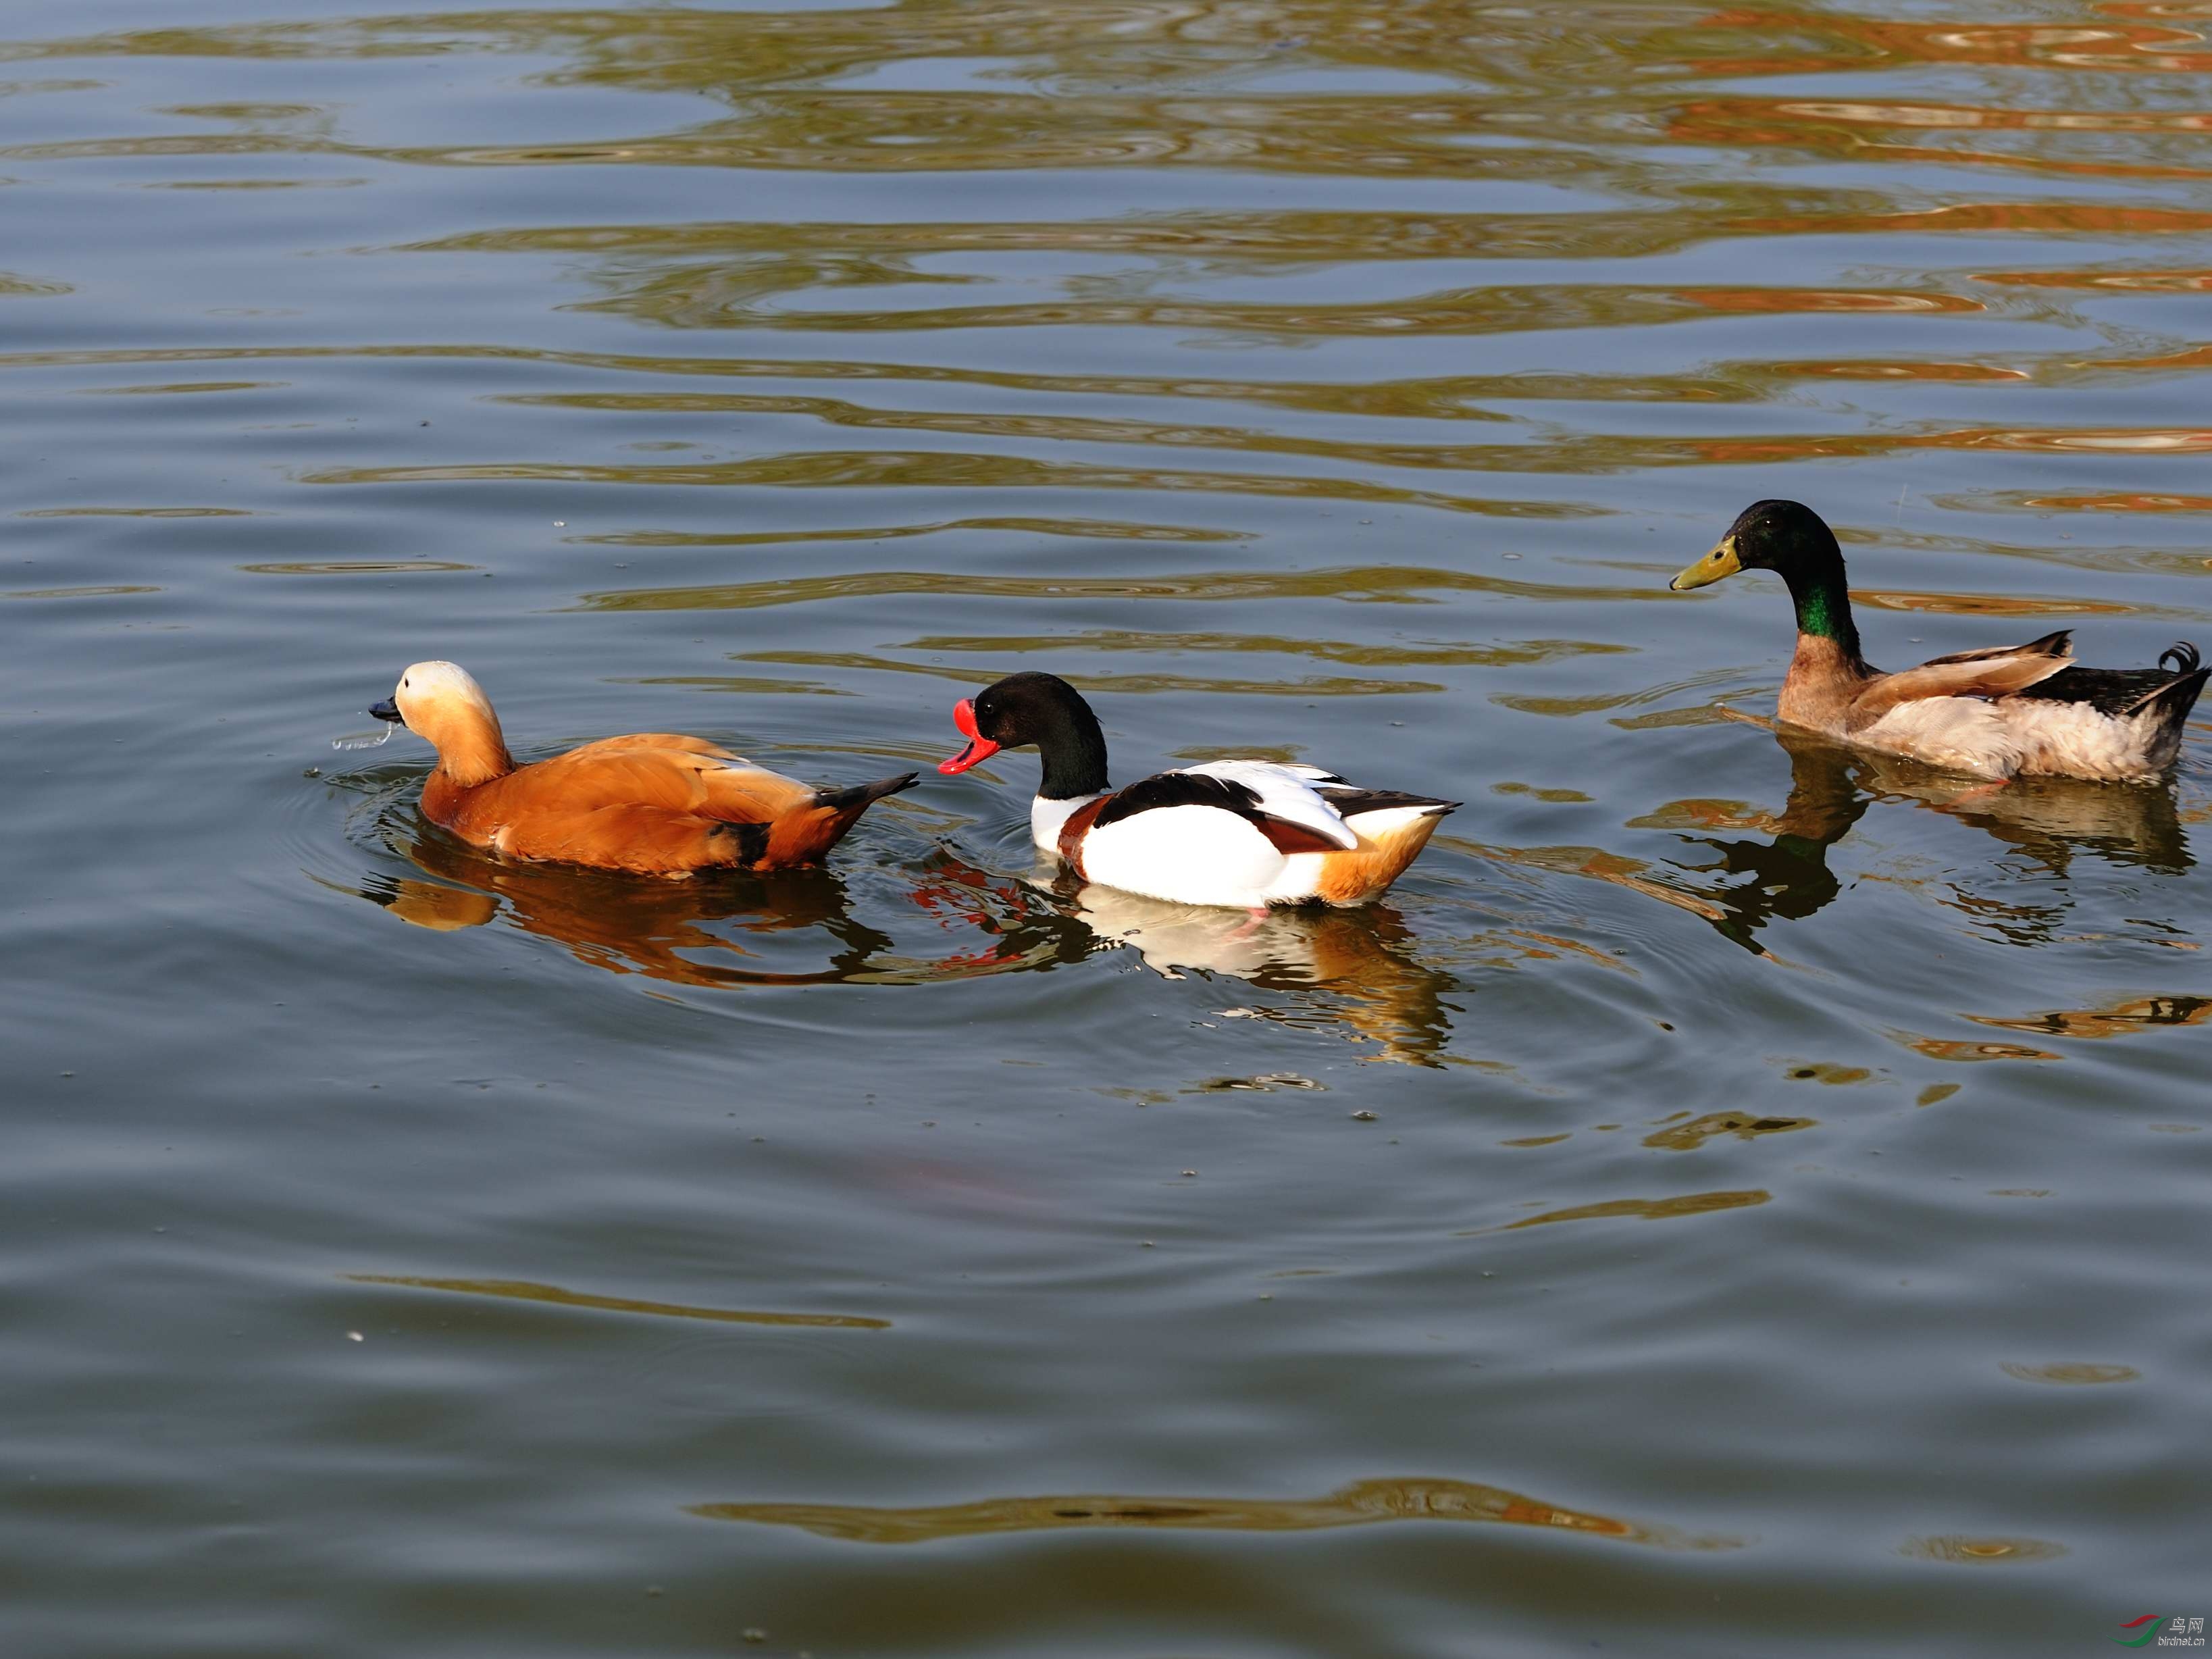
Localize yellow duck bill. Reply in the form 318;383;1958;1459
1671;536;1743;591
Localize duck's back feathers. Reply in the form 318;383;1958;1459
1846;630;2073;731
1918;629;2074;669
517;736;817;819
427;738;915;875
1155;761;1364;850
1091;769;1352;854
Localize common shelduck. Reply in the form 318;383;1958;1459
935;671;1457;908
1673;500;2207;781
367;661;916;876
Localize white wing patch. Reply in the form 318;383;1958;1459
1171;759;1360;850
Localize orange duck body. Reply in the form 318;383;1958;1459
372;662;915;877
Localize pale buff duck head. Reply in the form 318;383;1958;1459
371;661;511;784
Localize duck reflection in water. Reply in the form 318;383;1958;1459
363;821;904;988
1068;884;1459;1067
364;825;1104;988
376;813;1452;1004
1645;724;2190;953
365;817;1458;1058
902;852;1460;1065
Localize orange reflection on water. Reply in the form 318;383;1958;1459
1464;1189;1771;1233
1899;1534;2068;1564
1674;286;1980;315
1851;588;2138;617
1976;267;2212;290
1937;426;2212;453
1967;994;2212;1039
2101;1;2212;20
365;828;1091;990
1663;97;2212;181
1694;7;2212;73
344;1274;889;1329
2013;492;2212;513
1999;1360;2139;1384
694;1475;1738;1549
369;857;880;990
1668;97;2212;181
1743;202;2212;236
2098;343;2212;372
1768;99;2212;133
1781;360;2029;382
1071;886;1462;1067
1898;1036;2063;1063
1643;1113;1812;1150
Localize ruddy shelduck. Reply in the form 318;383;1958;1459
368;661;917;876
937;671;1457;909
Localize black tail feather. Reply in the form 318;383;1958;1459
2019;640;2209;722
1316;786;1461;817
813;771;921;813
2130;663;2209;723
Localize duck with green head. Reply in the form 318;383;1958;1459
1672;500;2206;782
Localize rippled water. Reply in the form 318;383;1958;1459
5;2;2210;1653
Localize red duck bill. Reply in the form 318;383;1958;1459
938;697;1000;775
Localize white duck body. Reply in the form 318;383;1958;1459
1847;694;2190;782
940;675;1455;910
1033;762;1451;909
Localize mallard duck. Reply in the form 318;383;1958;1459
1670;501;2207;781
367;661;915;875
935;671;1456;908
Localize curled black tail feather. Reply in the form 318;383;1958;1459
2130;662;2209;722
2160;642;2201;677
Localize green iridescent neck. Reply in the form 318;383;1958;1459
1783;563;1860;657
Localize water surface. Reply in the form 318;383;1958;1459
3;1;2210;1654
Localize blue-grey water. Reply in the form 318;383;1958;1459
3;3;2209;1654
